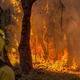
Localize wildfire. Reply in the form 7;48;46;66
8;33;19;66
8;0;80;77
8;53;19;66
30;19;80;76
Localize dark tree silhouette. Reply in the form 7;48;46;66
19;0;36;74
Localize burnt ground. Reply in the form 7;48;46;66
15;68;80;80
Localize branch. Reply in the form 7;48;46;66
59;0;65;32
30;0;36;5
59;0;65;8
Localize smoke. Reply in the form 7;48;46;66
0;0;11;10
1;0;4;3
62;0;80;65
31;0;80;66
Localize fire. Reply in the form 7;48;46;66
30;18;80;76
43;20;47;49
9;0;20;6
8;52;19;66
11;48;16;53
17;7;21;13
15;39;19;47
49;49;56;59
31;47;69;72
64;34;66;40
71;59;78;70
30;31;80;75
8;33;19;65
45;1;49;14
7;0;80;77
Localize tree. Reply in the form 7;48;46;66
0;0;13;67
19;0;36;74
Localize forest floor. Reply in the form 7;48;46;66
14;67;80;80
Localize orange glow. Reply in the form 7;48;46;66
9;0;19;6
71;20;77;27
71;59;78;70
43;20;47;49
14;34;17;37
45;1;49;14
49;49;56;59
18;7;21;13
15;39;19;47
11;48;16;53
8;53;19;66
58;53;62;59
64;34;66;40
30;18;80;76
8;0;80;77
14;17;16;19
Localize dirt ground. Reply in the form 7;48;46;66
15;68;80;80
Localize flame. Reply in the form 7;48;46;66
71;59;78;70
30;18;80;76
64;34;66;40
18;7;21;13
15;39;19;47
8;53;19;66
9;0;20;6
45;1;49;14
8;0;80;77
58;53;62;59
11;48;16;53
14;34;17;37
43;20;47;49
49;49;56;59
31;47;69;72
8;33;19;65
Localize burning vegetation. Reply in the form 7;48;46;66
3;0;80;78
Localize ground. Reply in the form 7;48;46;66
14;67;80;80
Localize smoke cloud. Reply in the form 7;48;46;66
0;0;10;10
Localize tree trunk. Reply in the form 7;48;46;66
19;0;36;74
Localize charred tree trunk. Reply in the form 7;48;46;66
19;0;36;74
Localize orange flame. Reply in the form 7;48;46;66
45;1;49;14
11;48;16;53
8;0;80;77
